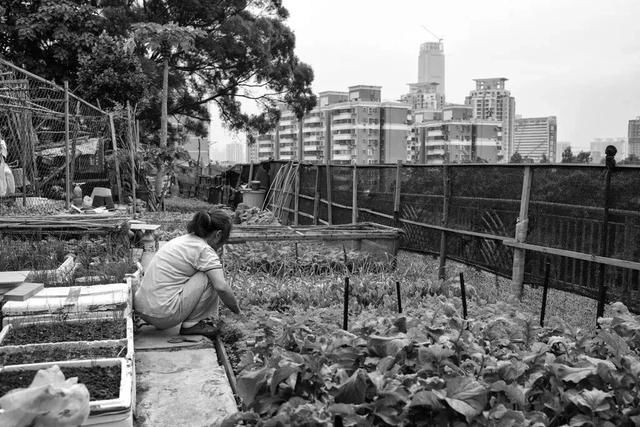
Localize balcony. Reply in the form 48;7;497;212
304;145;320;152
332;154;352;161
427;129;443;136
333;133;355;141
332;123;355;131
304;116;323;123
333;112;353;121
258;147;273;154
427;148;445;155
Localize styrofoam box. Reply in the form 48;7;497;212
0;358;134;427
2;283;131;326
0;316;135;361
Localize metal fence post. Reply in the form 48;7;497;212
438;164;450;280
64;81;70;209
512;165;533;299
596;146;617;322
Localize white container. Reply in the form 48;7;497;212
0;358;134;427
242;189;266;208
0;316;135;362
2;283;131;326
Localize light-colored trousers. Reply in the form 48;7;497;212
135;272;219;329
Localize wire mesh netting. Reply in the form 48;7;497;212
0;59;132;214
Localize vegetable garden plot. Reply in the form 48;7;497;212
0;318;126;346
221;295;640;426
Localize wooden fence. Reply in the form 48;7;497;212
239;161;640;313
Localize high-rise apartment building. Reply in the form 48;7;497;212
417;42;445;95
225;140;244;164
512;116;557;162
465;78;515;160
248;86;410;165
413;105;503;164
629;117;640;157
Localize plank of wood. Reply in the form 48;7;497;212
3;282;44;301
129;223;161;231
0;271;30;285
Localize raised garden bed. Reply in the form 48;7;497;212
0;358;133;415
0;318;126;346
0;340;128;365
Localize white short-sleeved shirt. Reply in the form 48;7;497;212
134;233;222;317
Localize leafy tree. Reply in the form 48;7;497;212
620;154;640;165
509;152;523;163
561;146;574;163
539;153;549;163
575;151;591;164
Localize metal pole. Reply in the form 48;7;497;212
343;276;349;330
294;164;300;225
313;166;320;225
540;259;551;327
396;281;402;314
64;81;70;209
459;272;468;320
596;145;617;322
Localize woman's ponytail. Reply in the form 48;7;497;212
187;209;232;242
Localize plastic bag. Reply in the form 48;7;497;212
3;162;15;194
0;365;90;427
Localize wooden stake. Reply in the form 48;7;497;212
64;81;70;209
294;163;300;225
326;164;333;225
512;165;533;299
352;164;358;224
109;113;122;203
393;160;402;227
313;166;320;225
396;281;402;313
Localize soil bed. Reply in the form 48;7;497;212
3;319;126;346
1;345;126;365
0;365;121;401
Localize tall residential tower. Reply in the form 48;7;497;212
465;78;516;160
417;42;445;95
629;117;640;157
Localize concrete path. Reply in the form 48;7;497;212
134;325;237;427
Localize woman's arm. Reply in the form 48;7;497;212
205;268;241;314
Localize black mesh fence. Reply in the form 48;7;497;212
262;160;640;311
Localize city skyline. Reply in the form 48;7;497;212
281;0;640;152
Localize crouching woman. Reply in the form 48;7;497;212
134;209;241;336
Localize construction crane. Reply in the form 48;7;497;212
420;25;443;44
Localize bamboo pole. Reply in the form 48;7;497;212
109;114;122;203
596;150;615;322
352;164;358;224
64;81;70;209
438;164;450;280
127;102;136;218
512;165;533;299
294;164;300;225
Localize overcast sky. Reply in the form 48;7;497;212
211;0;640;160
282;0;640;150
